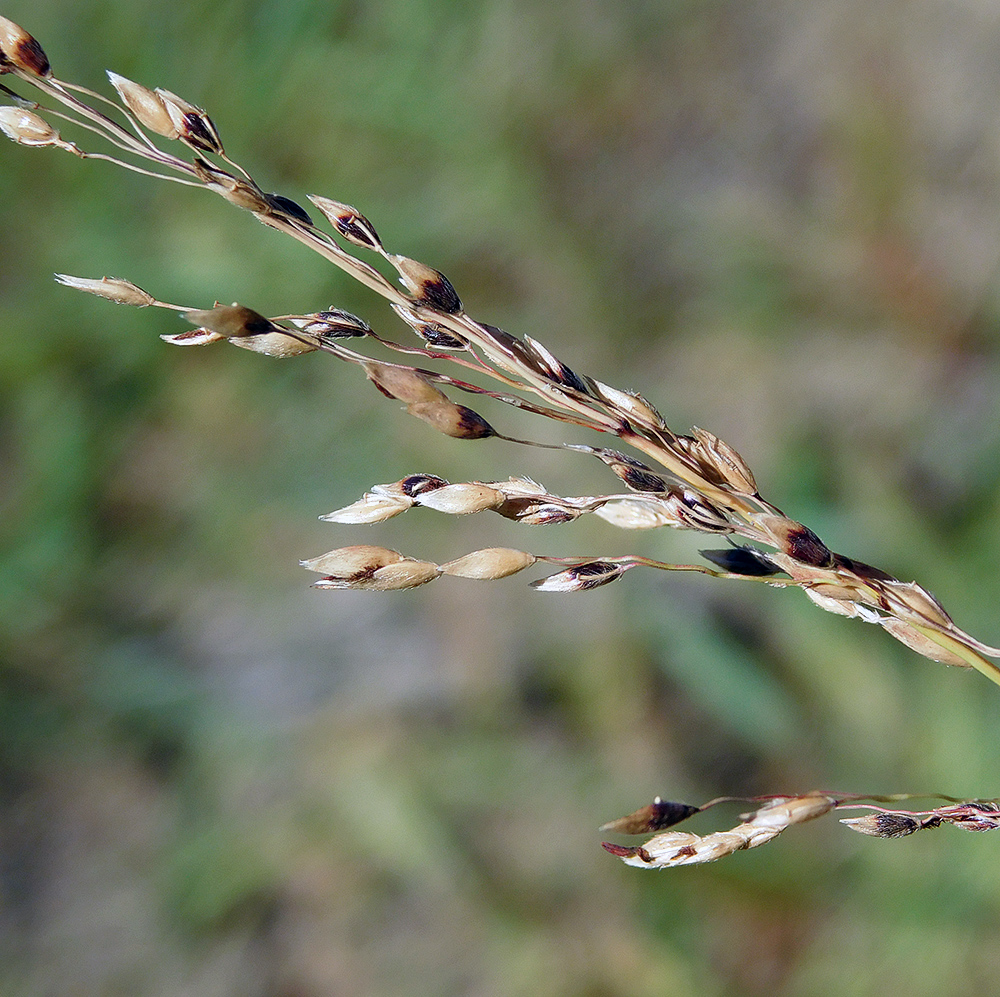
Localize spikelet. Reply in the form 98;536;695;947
603;795;836;869
0;16;51;77
54;274;154;307
0;106;63;147
439;548;536;579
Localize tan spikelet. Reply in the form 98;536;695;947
440;548;536;579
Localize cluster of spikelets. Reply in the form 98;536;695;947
599;794;1000;868
3;14;999;867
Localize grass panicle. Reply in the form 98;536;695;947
3;14;998;869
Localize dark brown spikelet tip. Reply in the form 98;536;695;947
182;112;218;152
591;448;666;491
600;799;700;835
334;211;382;251
417;271;462;313
407;401;494;439
532;561;625;592
785;524;834;567
943;802;1000;832
842;812;922;837
401;474;448;497
620;466;669;493
553;362;589;395
155;88;224;154
303;309;371;339
497;499;579;525
413;322;467;350
0;17;51;77
872;813;923;837
574;561;625;588
700;547;783;577
393;257;463;313
307;197;383;250
264;193;313;225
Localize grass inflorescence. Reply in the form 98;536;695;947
3;12;998;868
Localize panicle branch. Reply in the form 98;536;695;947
3;13;998;684
600;793;1000;868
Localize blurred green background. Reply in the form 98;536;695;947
2;0;1000;994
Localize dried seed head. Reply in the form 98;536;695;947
154;87;224;154
106;71;176;137
531;561;626;592
606;830;703;868
412;321;467;350
761;793;839;825
619;465;667;492
0;105;60;146
319;492;413;524
54;273;155;306
363;361;446;404
472;322;542;375
413;482;503;515
390;256;463;313
182;304;278;339
840;813;922;838
440;547;537;580
308;196;383;251
690;427;758;495
406;400;495;439
600;798;701;835
0;16;51;77
295;309;372;339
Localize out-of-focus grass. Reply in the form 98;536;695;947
2;0;1000;994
